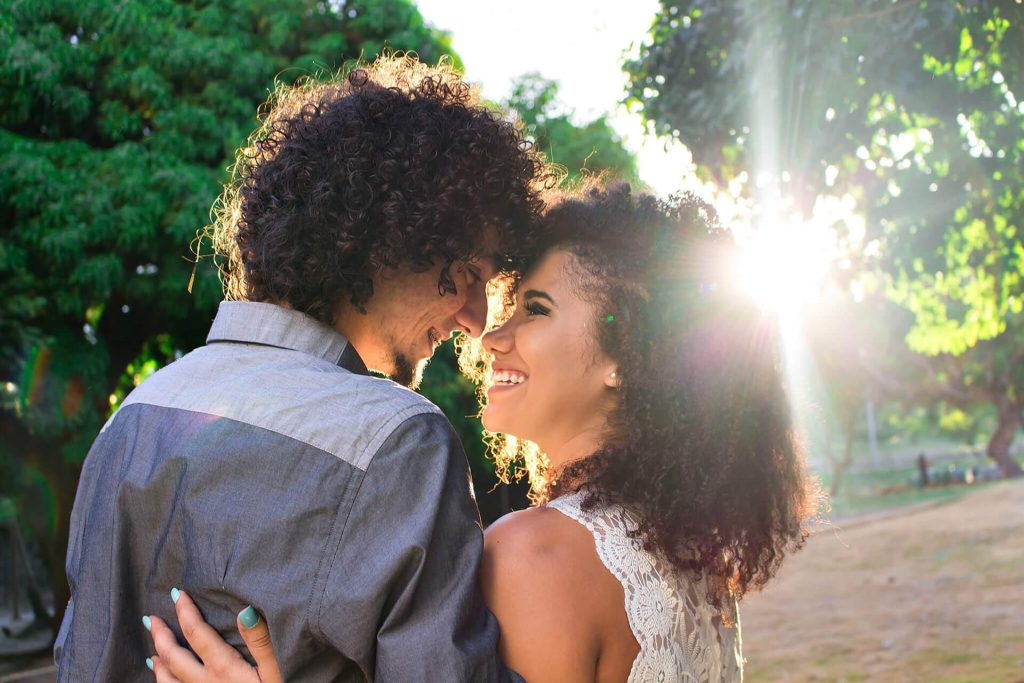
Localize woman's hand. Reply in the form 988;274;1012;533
143;588;283;683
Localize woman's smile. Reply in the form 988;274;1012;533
489;367;528;393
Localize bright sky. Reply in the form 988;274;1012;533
415;0;695;196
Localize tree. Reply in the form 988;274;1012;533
936;401;996;457
804;286;917;494
506;72;638;184
625;0;1024;476
0;0;458;638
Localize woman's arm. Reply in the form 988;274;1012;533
480;507;604;683
144;507;613;683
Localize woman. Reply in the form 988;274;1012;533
144;183;816;682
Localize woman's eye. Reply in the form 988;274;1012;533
524;301;550;317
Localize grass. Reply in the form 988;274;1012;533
826;482;974;518
918;649;1024;683
818;455;1023;520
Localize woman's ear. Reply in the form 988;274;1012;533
605;369;622;389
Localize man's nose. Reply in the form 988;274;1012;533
454;282;489;338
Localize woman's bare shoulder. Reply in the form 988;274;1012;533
481;505;630;683
483;506;601;609
485;505;592;556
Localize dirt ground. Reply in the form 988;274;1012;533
741;479;1024;683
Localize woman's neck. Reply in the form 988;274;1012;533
541;420;610;471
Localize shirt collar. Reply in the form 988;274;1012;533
206;301;368;375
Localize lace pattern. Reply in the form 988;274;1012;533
546;490;743;682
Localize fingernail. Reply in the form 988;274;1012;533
238;605;260;629
170;587;180;604
146;657;154;671
142;615;151;631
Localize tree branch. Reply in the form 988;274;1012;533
828;0;919;29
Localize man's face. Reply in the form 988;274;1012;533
338;232;502;388
369;254;499;387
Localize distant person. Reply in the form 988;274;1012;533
917;452;930;488
145;183;817;682
56;54;549;682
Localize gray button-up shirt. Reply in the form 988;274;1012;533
56;301;516;682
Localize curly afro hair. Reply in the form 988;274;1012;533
208;53;554;322
466;182;818;607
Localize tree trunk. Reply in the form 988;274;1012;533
1;413;81;644
987;395;1024;478
44;459;77;645
830;414;857;497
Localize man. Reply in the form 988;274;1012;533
56;54;548;681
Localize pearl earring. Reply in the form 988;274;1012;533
610;371;618;380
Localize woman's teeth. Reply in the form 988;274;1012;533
493;370;527;385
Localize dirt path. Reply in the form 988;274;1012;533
741;480;1024;682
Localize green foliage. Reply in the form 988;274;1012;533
0;0;456;453
506;73;638;184
937;402;996;448
626;0;1023;354
875;400;994;450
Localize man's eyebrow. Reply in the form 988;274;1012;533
522;289;556;305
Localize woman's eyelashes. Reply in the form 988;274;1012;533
524;300;550;317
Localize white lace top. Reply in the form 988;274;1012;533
546;490;743;682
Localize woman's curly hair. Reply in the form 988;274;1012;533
464;182;818;607
205;53;553;322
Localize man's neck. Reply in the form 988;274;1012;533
332;306;385;375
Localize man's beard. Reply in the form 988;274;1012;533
391;351;428;390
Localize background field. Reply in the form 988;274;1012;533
743;478;1024;683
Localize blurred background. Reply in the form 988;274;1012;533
1;1;1022;681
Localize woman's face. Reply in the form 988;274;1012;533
482;249;620;459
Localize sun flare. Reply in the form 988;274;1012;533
732;218;836;314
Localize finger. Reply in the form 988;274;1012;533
236;606;283;683
151;655;184;683
173;588;247;667
148;615;206;682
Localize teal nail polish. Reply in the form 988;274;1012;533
146;657;154;671
238;605;260;629
170;587;180;604
142;615;151;631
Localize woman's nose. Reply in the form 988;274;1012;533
482;319;514;355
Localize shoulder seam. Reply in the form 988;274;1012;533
356;403;444;470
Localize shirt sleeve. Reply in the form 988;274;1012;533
314;412;520;682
